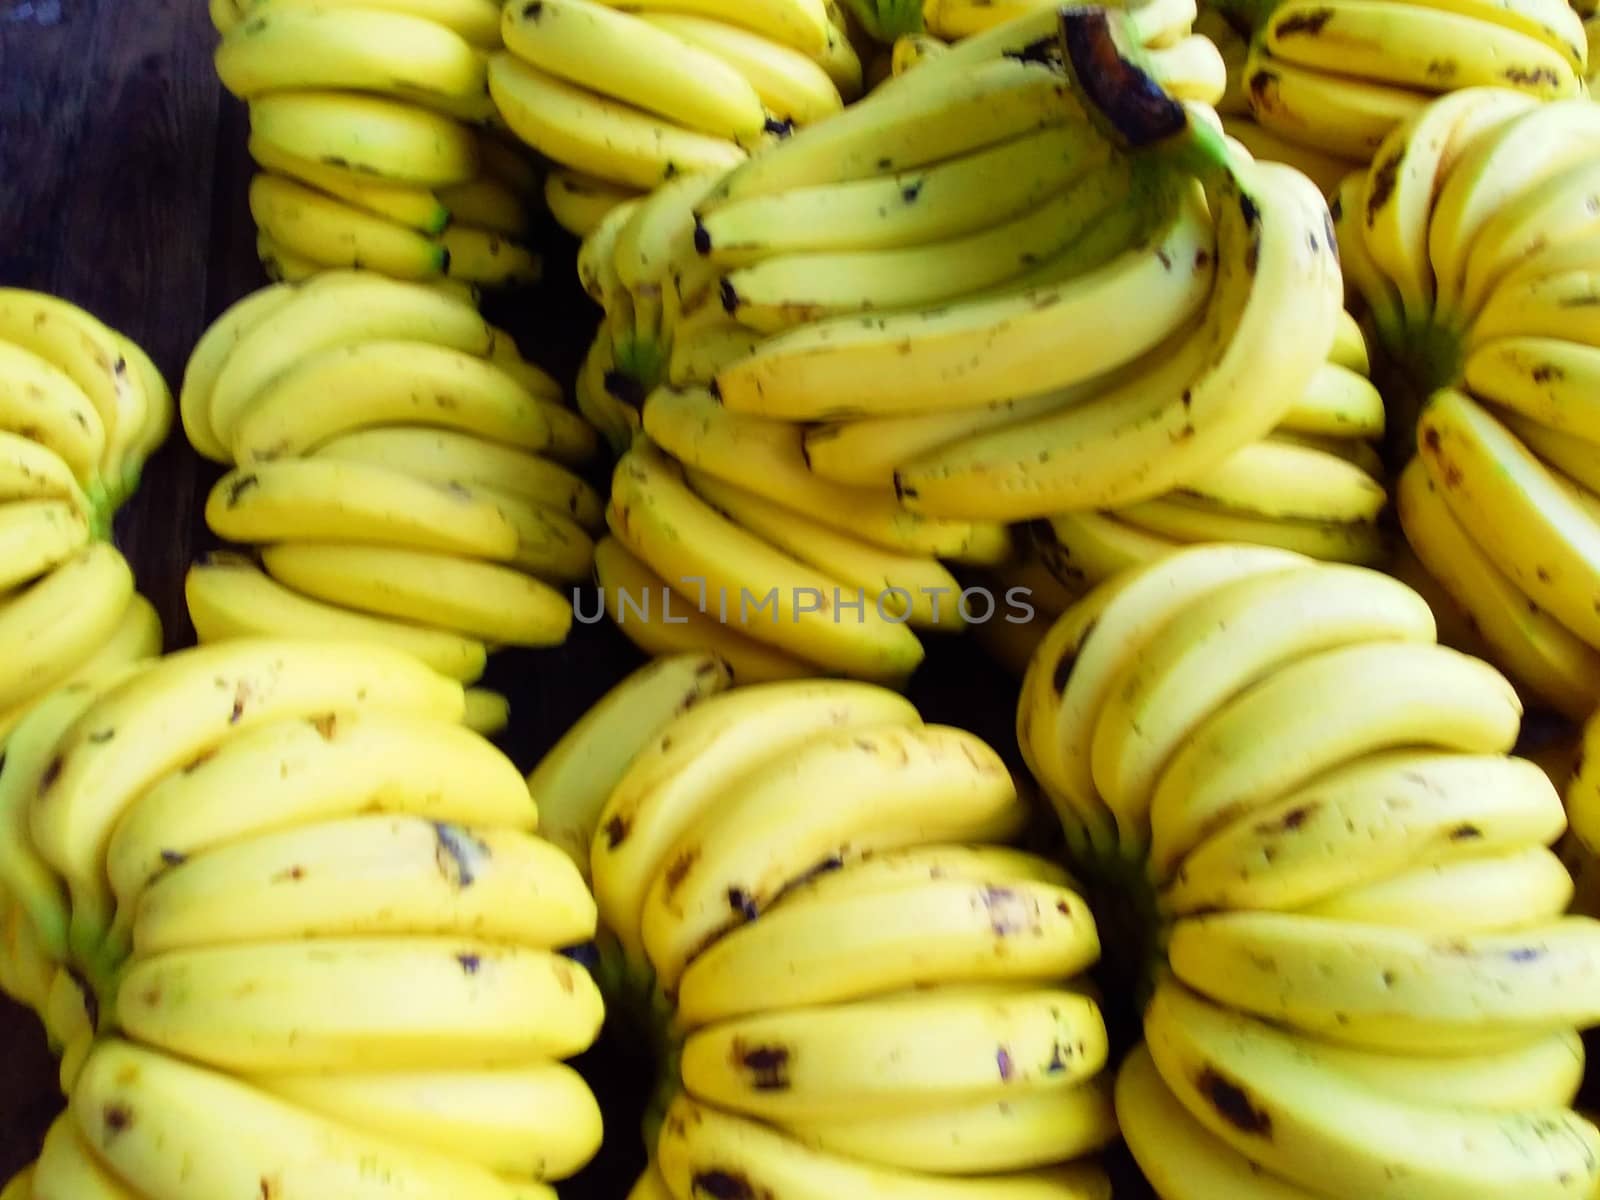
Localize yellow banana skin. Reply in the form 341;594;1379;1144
117;937;605;1072
32;1113;140;1198
249;90;480;187
130;815;595;955
72;1039;557;1199
527;652;732;881
1145;980;1600;1200
0;543;135;714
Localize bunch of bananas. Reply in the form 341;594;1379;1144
0;638;606;1198
1328;90;1600;721
525;657;1115;1198
1017;543;1600;1198
211;0;542;294
488;0;862;238
1028;308;1389;591
178;271;599;689
1207;0;1587;168
0;290;170;748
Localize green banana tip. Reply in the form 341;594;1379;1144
839;0;924;42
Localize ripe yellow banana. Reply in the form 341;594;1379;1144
636;12;842;124
118;937;605;1071
0;342;107;489
1244;46;1429;161
0;543;135;715
544;169;638;237
249;90;480;186
242;0;505;48
178;281;296;462
248;133;451;232
32;1113;139;1199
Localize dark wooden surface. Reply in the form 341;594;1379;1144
0;3;1035;1190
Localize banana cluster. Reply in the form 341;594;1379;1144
211;0;542;294
0;639;605;1199
1030;309;1389;591
488;0;862;238
0;290;170;749
179;271;599;686
1019;543;1600;1199
1331;91;1600;720
1212;0;1587;168
528;659;1114;1197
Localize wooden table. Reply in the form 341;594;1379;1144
0;3;1033;1189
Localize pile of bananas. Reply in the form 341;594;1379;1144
1204;0;1587;169
0;290;170;748
1323;91;1600;721
210;0;542;294
488;0;862;238
1017;543;1600;1198
178;271;599;688
0;638;605;1198
525;655;1115;1198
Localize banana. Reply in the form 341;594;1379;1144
113;334;171;489
0;1166;31;1200
131;815;593;954
664;308;767;388
815;8;864;97
249;90;479;187
230;341;589;465
696;123;1114;263
0;342;106;488
714;175;1210;425
1221;113;1361;197
1264;0;1580;96
29;639;465;958
779;842;1074;903
461;687;508;736
675;873;1096;1026
260;542;573;644
249;1063;603;1181
544;169;638;237
1428;98;1600;320
1472;265;1600;346
1457;159;1600;322
0;543;134;713
1146;979;1600;1199
588;0;832;57
0;501;90;593
1397;455;1600;720
528;652;732;879
482;326;563;403
614;171;725;343
0;289;142;488
891;32;948;75
249;172;450;279
1090;564;1434;842
1244;46;1429;161
637;12;842;124
247;133;452;233
72;1039;560;1199
638;721;1022;988
1163;749;1570;916
891;132;1341;518
1036;510;1182;591
185;556;487;681
1118;1043;1323;1200
487;52;746;191
206;273;492;449
1358;87;1541;331
1046;544;1310;844
608;439;926;681
105;708;532;937
439;224;543;287
0;893;54;1017
591;535;815;684
0;432;90;523
701;55;1085;209
179;282;297;463
1278;360;1385;437
1332;167;1408;342
1394;0;1589;67
627;1164;671;1199
590;676;920;962
684;468;965;630
1298;844;1574;930
680;985;1107;1122
118;936;604;1071
32;1114;139;1199
1147;640;1524;878
1465;336;1600;441
206;458;522;558
1418;387;1600;647
216;5;485;102
312;426;601;529
242;0;505;47
802;389;1077;488
1169;439;1387;522
784;1081;1119;1174
575;330;643;456
656;1093;1113;1200
504;0;772;145
1145;32;1228;103
1112;496;1389;562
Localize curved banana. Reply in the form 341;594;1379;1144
0;501;90;595
32;1113;140;1198
249;90;480;186
1164;749;1569;915
247;133;451;234
637;11;842;124
0;342;107;488
438;224;543;288
544;169;638;237
527;652;732;879
249;173;449;279
1278;360;1385;438
1168;438;1387;522
241;0;505;47
178;281;296;462
1035;510;1181;592
1244;46;1429;162
0;543;135;714
118;937;605;1071
72;1039;558;1199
